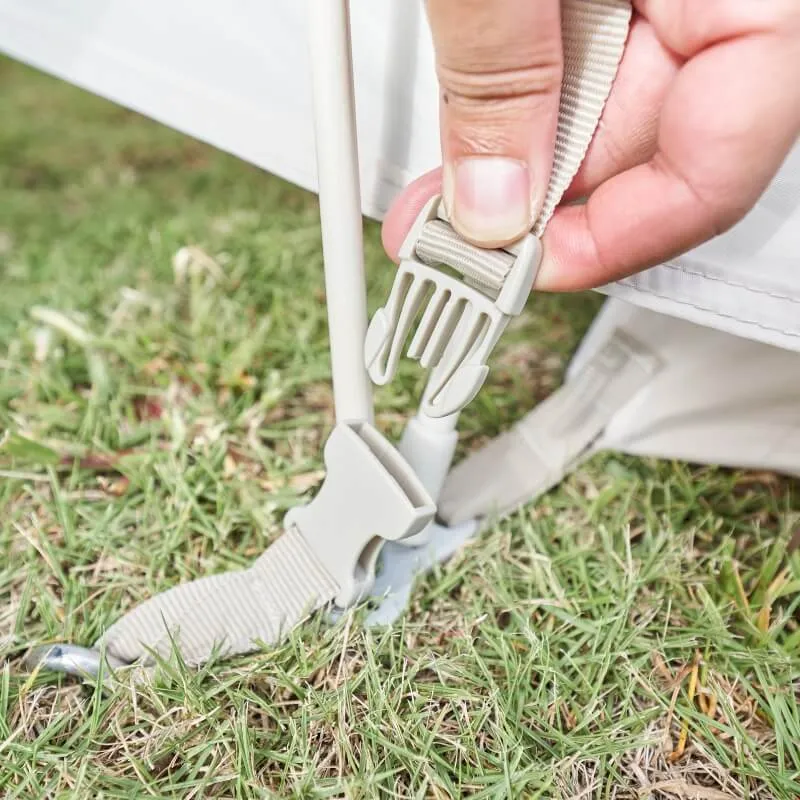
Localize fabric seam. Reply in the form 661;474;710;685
659;262;800;305
610;282;800;339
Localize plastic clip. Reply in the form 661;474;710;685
285;421;436;608
365;196;542;417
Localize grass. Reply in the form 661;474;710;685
0;54;799;799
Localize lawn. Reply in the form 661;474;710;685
1;55;799;799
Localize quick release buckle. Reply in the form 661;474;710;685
285;421;436;607
364;196;542;418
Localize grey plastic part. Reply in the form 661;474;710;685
285;420;436;608
495;235;541;316
328;518;479;626
366;263;502;416
364;196;542;418
438;329;662;526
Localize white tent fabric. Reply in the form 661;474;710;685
1;0;799;355
1;0;799;492
581;301;800;478
440;298;800;526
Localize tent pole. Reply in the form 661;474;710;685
307;0;374;424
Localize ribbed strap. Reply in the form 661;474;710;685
534;0;631;235
416;219;513;298
97;528;339;667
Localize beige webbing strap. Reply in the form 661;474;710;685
534;0;632;235
416;219;514;298
98;528;338;667
86;0;633;674
439;329;660;527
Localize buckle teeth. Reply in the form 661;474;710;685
364;196;542;418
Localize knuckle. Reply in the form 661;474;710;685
446;119;525;156
441;92;556;155
438;61;563;105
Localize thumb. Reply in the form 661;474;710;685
427;0;563;248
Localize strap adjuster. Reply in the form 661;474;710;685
364;196;542;418
285;421;436;607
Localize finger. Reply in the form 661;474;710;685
634;0;800;58
536;34;800;291
383;13;678;260
538;161;721;292
564;14;679;200
427;0;563;248
381;168;442;262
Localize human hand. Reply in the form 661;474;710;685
381;0;800;291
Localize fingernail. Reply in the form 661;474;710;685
444;157;532;246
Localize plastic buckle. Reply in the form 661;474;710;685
364;196;542;418
284;420;436;608
24;422;435;683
